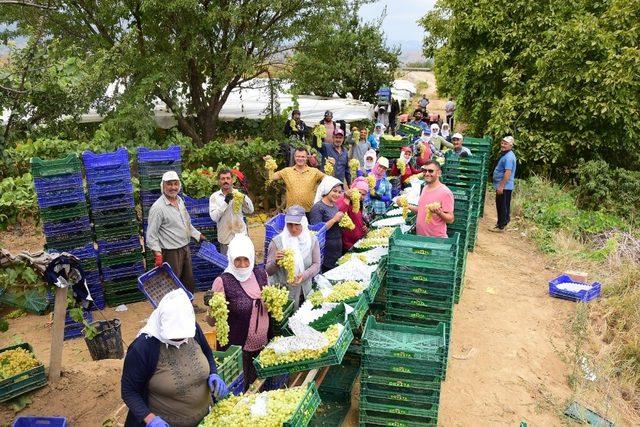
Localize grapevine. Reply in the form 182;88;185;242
201;385;308;427
0;348;40;379
232;190;244;214
308;281;364;306
349;189;361;213
338;214;355;230
208;293;230;346
262;285;290;322
277;248;296;283
348;158;360;178
256;324;341;367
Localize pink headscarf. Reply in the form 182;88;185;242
351;177;369;193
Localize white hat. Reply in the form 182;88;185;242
162;171;180;182
377;157;390;169
502;136;515;145
452;133;464;140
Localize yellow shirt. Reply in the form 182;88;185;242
279;166;325;211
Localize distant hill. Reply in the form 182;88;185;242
396;40;426;64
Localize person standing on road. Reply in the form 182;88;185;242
146;171;206;298
445;98;456;129
209;168;254;255
418;94;429;112
409;160;455;238
491;136;517;232
269;147;325;213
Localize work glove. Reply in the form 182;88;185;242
154;253;163;268
208;373;229;399
224;193;233;204
147;416;169;427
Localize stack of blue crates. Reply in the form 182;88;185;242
31;154;96;335
82;148;145;306
184;196;222;291
136;146;182;270
263;214;327;262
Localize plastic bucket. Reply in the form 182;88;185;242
84;319;124;360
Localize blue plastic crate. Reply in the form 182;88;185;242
12;416;68;427
64;311;93;340
136;145;182;163
229;373;245;395
191;216;216;229
548;274;601;302
36;188;86;209
137;263;194;307
43;217;92;238
87;178;134;198
101;262;145;281
184;196;211;216
84;164;131;183
141;192;162;207
263;213;327;257
82;148;129;170
34;173;83;193
97;237;142;255
197;241;229;269
89;193;135;210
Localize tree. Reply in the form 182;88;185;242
287;2;400;103
421;0;640;173
1;0;342;147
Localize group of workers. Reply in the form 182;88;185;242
120;96;517;427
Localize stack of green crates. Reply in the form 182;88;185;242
359;316;447;426
455;135;493;217
378;134;409;159
446;184;476;302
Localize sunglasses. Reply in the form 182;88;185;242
423;169;437;173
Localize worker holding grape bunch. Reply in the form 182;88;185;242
408;160;455;238
209;168;254;255
265;205;321;309
310;176;346;272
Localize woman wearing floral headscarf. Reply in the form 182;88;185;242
368;157;393;218
391;147;421;185
207;235;272;390
265;205;321;309
336;177;370;252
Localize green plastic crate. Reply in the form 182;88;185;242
273;299;295;334
347;292;369;330
212;345;243;384
310;400;350;426
254;324;354;378
94;221;140;241
31;154;81;178
100;251;144;268
318;363;359;401
360;383;441;406
359;408;437;427
40;203;89;222
284;382;322;427
0;343;47;403
384;307;452;326
359;397;439;419
385;293;454;312
309;304;349;332
361;367;443;392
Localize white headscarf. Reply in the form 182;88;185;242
430;123;440;136
364;149;377;170
441;123;450;138
138;289;195;348
374;123;386;136
314;176;343;204
279;217;312;276
224;235;256;282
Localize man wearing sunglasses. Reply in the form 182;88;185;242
408;160;455;238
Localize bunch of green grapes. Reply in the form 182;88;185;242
324;161;334;176
262;285;290;322
349;189;361;213
208;293;230;346
398;158;406;175
256;324;341;367
338;214;355;230
418;142;426;156
367;227;395;239
337;253;367;265
201;386;308;426
277;248;296;283
348;158;360;178
425;202;441;224
232;190;244;214
356;237;389;249
308;281;364;306
397;196;409;219
264;155;278;181
0;348;40;379
367;174;376;195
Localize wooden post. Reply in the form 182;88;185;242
49;286;68;383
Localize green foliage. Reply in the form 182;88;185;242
181;167;218;199
575;160;640;223
0;262;48;314
2;0;342;146
421;0;640;173
288;3;400;103
0;173;37;229
69;307;98;340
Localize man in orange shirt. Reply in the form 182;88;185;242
269;147;325;212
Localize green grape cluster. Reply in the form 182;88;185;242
256;324;341;367
277;248;296;283
397;196;409;219
367;227;395;239
0;348;40;379
348;159;360;178
338;214;355;230
208;292;230;347
355;237;389;249
262;285;290;322
337;253;367;265
232;190;244;214
350;189;361;213
425;202;441;224
308;281;364;306
201;386;308;427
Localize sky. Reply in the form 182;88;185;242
359;0;435;52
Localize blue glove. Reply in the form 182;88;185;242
208;374;229;399
147;416;169;427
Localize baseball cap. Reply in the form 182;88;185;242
333;128;345;136
502;135;515;145
285;205;306;224
377;157;390;169
452;133;463;140
162;171;180;182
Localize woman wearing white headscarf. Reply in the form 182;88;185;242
429;123;453;151
309;176;345;272
207;235;271;390
122;289;226;427
359;148;377;177
367;122;386;150
265;205;321;309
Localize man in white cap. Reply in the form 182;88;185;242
451;133;472;157
146;171;206;298
491;135;517;232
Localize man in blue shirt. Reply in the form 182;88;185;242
409;109;430;133
491;136;517;232
320;129;351;186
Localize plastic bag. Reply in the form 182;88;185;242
250;395;268;417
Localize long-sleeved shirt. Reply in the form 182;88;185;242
320;143;351;185
350;141;371;167
209;190;254;245
146;195;201;252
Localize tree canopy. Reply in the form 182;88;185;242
421;0;640;173
1;0;342;146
